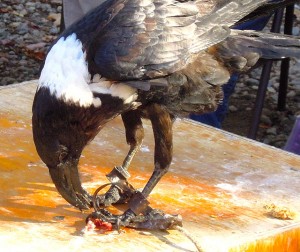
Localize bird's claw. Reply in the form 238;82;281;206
87;206;182;231
94;184;132;207
115;209;137;232
126;209;183;230
93;166;135;208
88;167;182;231
89;187;182;231
113;191;150;230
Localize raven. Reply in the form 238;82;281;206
32;0;300;227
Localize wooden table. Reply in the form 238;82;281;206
0;80;300;251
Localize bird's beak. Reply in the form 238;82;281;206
48;160;92;210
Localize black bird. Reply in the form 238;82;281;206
32;0;300;227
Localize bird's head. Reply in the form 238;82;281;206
32;85;130;210
31;34;100;210
32;34;138;210
32;87;96;210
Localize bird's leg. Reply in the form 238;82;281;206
118;103;174;226
120;109;144;171
90;104;179;230
141;104;173;198
96;110;144;207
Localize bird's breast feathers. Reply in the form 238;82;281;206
38;33;137;108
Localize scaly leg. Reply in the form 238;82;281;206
118;103;174;225
142;104;173;197
96;110;144;207
121;109;144;170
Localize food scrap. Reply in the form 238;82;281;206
264;203;295;220
85;217;113;233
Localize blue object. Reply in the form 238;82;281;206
190;75;238;128
284;116;300;155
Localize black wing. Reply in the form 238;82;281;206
63;0;270;81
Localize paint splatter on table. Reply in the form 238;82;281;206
0;81;300;251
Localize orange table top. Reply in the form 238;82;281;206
0;81;300;251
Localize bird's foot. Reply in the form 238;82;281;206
94;184;133;207
86;207;182;232
93;166;135;207
87;191;148;232
85;208;136;232
88;190;182;231
126;208;183;230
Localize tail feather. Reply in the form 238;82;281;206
191;0;299;53
190;0;270;53
235;0;298;27
231;30;300;59
214;30;300;72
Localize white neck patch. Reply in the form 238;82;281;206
38;33;138;108
89;75;138;105
38;33;98;107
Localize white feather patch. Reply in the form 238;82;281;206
38;33;98;107
38;33;138;107
89;78;138;104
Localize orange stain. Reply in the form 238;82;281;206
0;111;239;227
1;111;300;251
231;228;300;252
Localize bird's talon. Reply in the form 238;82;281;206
123;209;137;224
92;182;134;209
113;209;137;231
86;208;116;224
87;204;182;231
128;191;150;215
91;166;136;208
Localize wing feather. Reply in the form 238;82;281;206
64;0;273;81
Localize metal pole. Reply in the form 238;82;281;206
277;4;294;111
247;9;284;139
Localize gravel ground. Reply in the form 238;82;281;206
0;0;61;84
222;63;300;149
1;0;300;151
